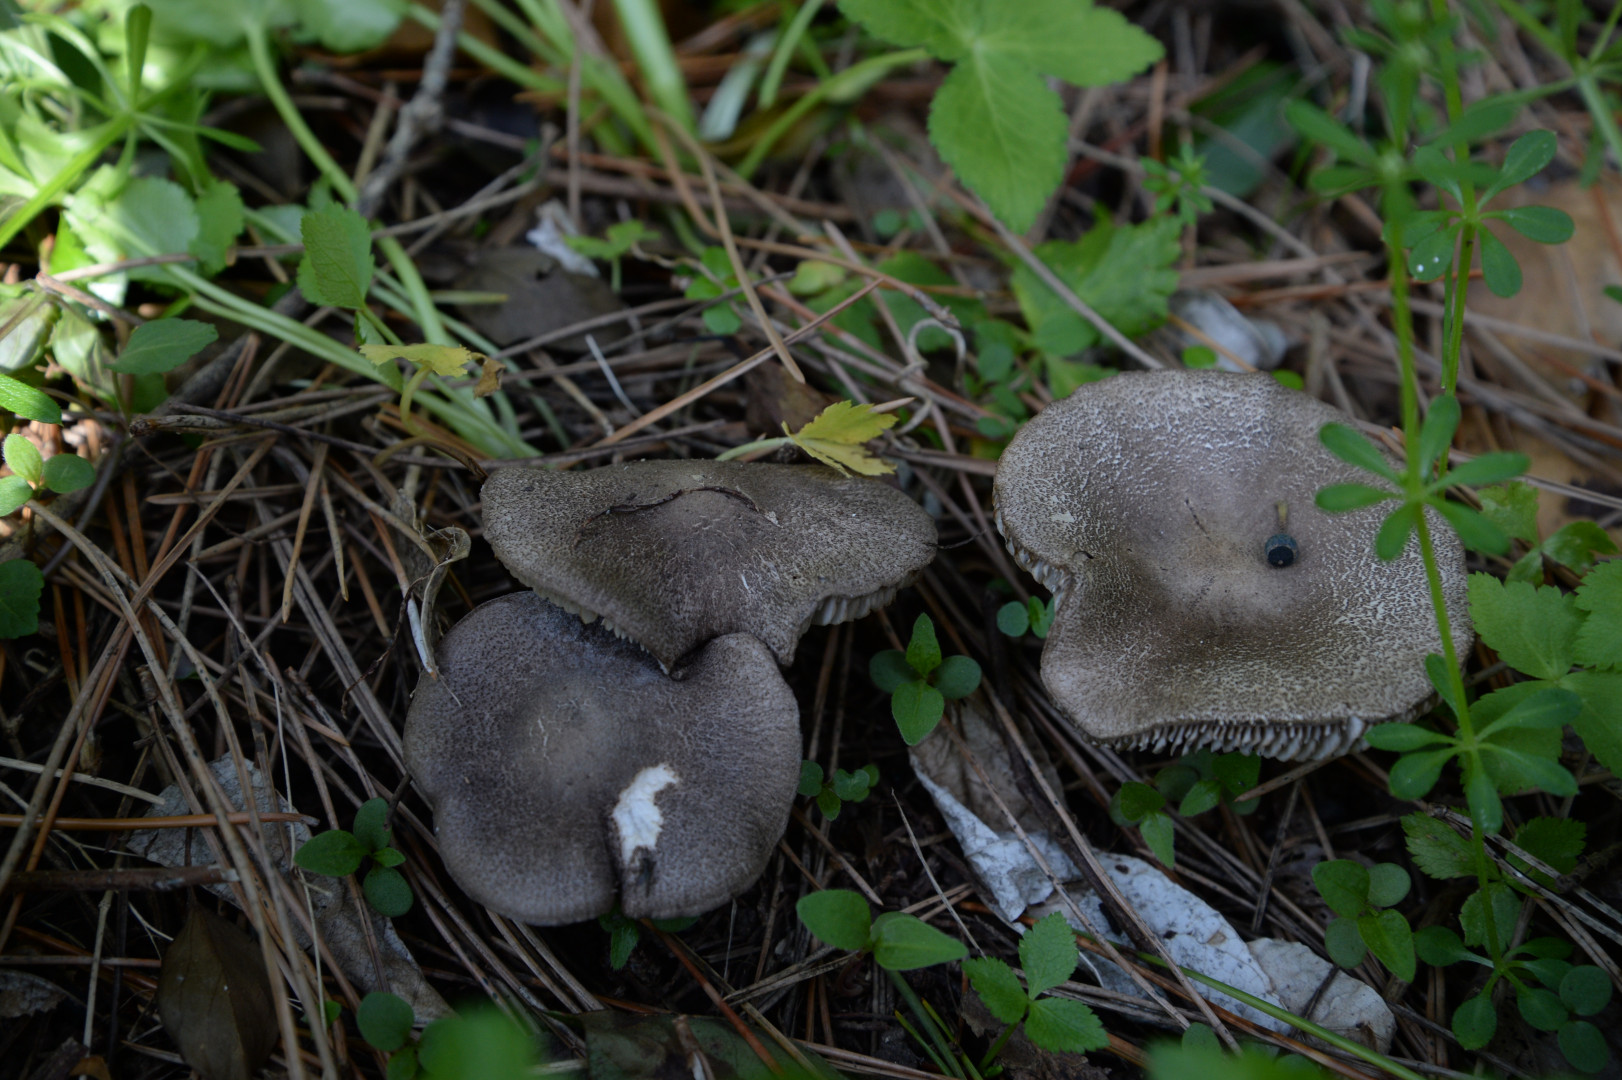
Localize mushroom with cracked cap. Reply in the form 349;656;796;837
404;591;800;924
993;370;1468;760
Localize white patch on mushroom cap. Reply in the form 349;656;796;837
612;763;679;866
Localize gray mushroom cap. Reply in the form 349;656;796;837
481;460;937;669
993;371;1469;761
404;591;799;924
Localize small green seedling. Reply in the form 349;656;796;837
717;399;898;476
682;246;743;334
1;433;96;516
357;992;541;1080
796;888;966;970
1142;145;1214;228
564;220;656;293
596;908;695;971
869;614;983;744
963;912;1108;1065
799;761;879;821
1478;481;1618;584
996;597;1053;639
1110;751;1258;868
1109;783;1176;868
1312;859;1415;982
294;797;413;917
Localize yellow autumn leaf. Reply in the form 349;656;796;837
785;401;897;476
358;344;485;378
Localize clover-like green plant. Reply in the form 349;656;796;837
995;597;1052;640
962;912;1109;1063
564;220;656;293
1312;859;1416;983
294;797;413;918
869;614;982;744
1110;752;1258;869
799;761;879;821
796;888;966;971
1;433;95;517
1142;145;1215;228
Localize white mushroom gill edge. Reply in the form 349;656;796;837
612;763;679;868
992;507;1072;600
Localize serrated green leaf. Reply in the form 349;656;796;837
112;318;219;376
1568;671;1622;775
1020;912;1078;997
797;889;872;951
870;912;966;970
0;559;43;638
1574;561;1622;669
190;180;244;277
298;205;375;310
363;865;413;917
1023;997;1107;1053
1478;481;1539;543
1403;813;1473;879
1544;521;1617;575
3;432;40;485
294;0;404;53
1461;883;1518;950
1468;573;1580;679
963;957;1029;1023
1508;816;1584;886
989;0;1163;89
41;454;94;494
1012;216;1180;358
837;0;974;58
357;992;414;1052
788;401;898;476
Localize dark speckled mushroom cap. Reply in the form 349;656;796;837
481;460;937;670
404;592;799;925
993;371;1469;761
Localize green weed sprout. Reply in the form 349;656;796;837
1141;145;1214;228
995;597;1052;640
1478;480;1618;584
357;992;542;1080
1110;752;1258;868
1312;860;1416;982
595;909;695;971
798;761;879;821
962;913;1109;1063
294;797;413;918
869;614;982;744
564;220;656;293
797;888;965;971
718;400;898;476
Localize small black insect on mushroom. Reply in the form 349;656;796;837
1265;532;1298;568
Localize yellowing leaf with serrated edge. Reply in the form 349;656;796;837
786;401;898;476
358;344;484;377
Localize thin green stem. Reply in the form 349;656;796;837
760;0;827;109
0;118;127;249
400;365;432;432
1441;226;1476;396
976;1017;1019;1074
715;436;791;461
1575;75;1622;173
885;968;965;1080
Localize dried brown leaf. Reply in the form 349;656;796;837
158;907;277;1080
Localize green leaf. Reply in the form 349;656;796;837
1366;863;1411;908
1312;860;1371;918
1011;216;1180;359
353;798;391;853
1518;987;1569;1032
869;912;967;970
984;0;1164;89
1317;422;1399;481
837;0;974;57
112;318;219;376
371;847;405;868
933;655;981;699
1284;101;1375;165
600;912;639;970
294;830;366;877
1478;481;1539;543
1358;909;1415;982
906;614;942;676
1020;912;1079;997
869;650;914;693
1315;483;1398;512
3;433;41;486
1545;523;1619;577
816;788;843;820
796;890;872;952
190;180;244;277
892;680;945;745
294;0;404;52
386;1047;418;1080
1557;1020;1609;1073
1495;205;1575;244
1427;653;1464;721
40;454;94;495
359;344;482;378
1478;685;1581;738
962;957;1029;1024
1140;811;1175;868
831;768;872;802
0;476;31;517
1376;503;1420;560
298;205;375;310
1414;925;1474;966
1177;778;1223;818
357;992;414;1052
1464;762;1504;833
1407;222;1457;281
997;601;1030;636
1479;228;1523;298
1113;781;1165;823
1431;499;1511;555
1365;723;1450;752
0;559;44;638
1468;573;1580;680
1323;917;1366;969
0;373;61;424
1452;994;1497;1049
1440;452;1530;490
1560;966;1612;1017
1460;883;1518;950
1418;395;1461;473
363;865;413;917
1023;997;1108;1053
1568;671;1622;775
1485;129;1558;202
798;760;825;798
1403;813;1473;879
1574;561;1622;669
1388;746;1456;800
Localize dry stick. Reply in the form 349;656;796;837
0;812;309;830
27;505;325;1080
1249;780;1301;935
355;0;465;218
282;442;329;623
590;278;883;448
